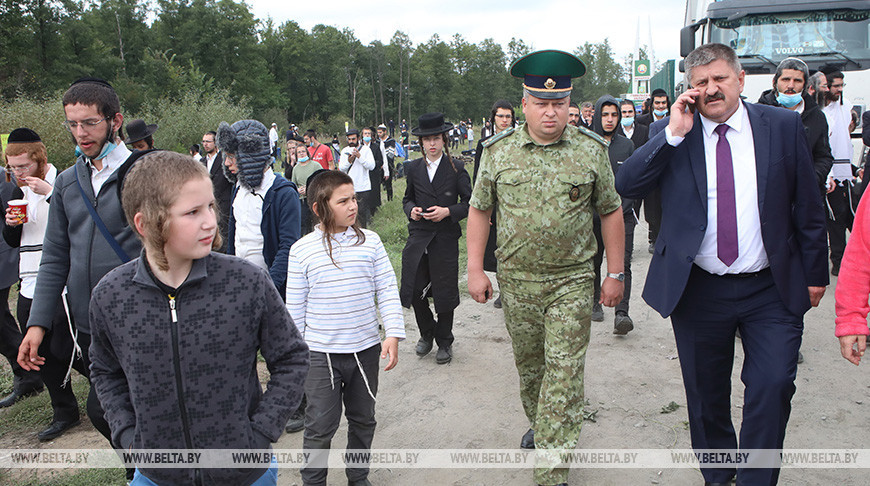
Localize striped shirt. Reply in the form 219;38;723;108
286;227;405;353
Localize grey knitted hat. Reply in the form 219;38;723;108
216;119;272;189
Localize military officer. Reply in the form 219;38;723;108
467;50;625;486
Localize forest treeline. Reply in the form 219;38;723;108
1;0;630;161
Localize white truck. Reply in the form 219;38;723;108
680;0;870;161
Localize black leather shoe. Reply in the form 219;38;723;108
436;346;452;364
520;428;535;449
0;387;43;408
493;295;503;309
415;338;433;357
284;408;305;433
38;419;81;442
613;314;634;335
704;482;732;486
797;350;804;364
348;479;372;486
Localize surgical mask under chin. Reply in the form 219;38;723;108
298;156;310;163
621;117;634;127
654;109;667;117
363;136;372;143
776;92;802;108
77;140;117;160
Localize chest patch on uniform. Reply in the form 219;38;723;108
569;185;581;202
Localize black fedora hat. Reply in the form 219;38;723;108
411;113;454;137
124;119;158;144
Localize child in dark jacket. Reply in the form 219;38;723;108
219;119;301;300
88;151;309;486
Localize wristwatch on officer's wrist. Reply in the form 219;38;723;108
606;272;625;282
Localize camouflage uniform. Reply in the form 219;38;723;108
470;122;621;485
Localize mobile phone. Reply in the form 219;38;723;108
687;98;696;114
423;207;433;213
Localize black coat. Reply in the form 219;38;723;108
757;89;833;189
400;155;472;312
203;152;233;251
367;141;384;209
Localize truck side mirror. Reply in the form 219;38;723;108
680;25;698;58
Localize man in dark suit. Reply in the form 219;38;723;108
202;130;232;252
616;43;828;486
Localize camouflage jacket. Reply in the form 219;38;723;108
470;123;621;280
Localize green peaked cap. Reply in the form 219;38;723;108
510;50;586;99
510;50;586;78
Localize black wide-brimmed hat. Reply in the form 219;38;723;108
411;113;454;137
124;119;158;143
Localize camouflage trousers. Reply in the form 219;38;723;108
498;272;592;486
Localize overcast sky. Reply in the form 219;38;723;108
249;0;689;65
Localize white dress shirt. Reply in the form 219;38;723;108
87;142;131;196
823;97;853;161
339;144;375;192
425;155;441;182
623;124;635;140
666;101;769;274
205;152;218;174
379;139;390;178
232;168;275;270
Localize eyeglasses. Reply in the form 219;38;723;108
63;116;111;130
8;163;35;173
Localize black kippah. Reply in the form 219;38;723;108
70;77;114;89
7;128;41;143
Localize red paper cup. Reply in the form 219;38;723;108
8;199;28;224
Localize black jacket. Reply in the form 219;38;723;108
89;252;309;485
757;89;833;189
366;140;384;208
593;95;637;215
400;155;471;312
203;152;233;251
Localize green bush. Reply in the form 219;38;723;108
132;88;251;154
1;88;251;170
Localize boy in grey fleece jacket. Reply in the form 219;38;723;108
89;152;309;485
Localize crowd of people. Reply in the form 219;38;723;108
0;42;869;486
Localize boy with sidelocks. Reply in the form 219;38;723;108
88;152;309;485
286;170;404;486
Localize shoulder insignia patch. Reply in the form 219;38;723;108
576;125;609;147
482;126;516;148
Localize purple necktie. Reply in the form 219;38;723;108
715;124;738;266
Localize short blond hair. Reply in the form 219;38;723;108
121;151;220;271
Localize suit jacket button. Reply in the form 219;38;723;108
699;224;706;231
686;256;693;262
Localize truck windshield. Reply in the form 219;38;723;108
709;9;869;66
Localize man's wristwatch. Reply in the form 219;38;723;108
606;272;626;282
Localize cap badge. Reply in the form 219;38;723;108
544;78;557;89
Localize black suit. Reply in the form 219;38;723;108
400;155;471;348
204;152;232;252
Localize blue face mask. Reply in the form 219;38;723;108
298;156;310;163
654;109;668;117
776;92;803;108
76;141;116;160
621;117;634;127
363;136;372;143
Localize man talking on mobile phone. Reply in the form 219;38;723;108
616;43;828;486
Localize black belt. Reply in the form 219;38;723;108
694;265;771;279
